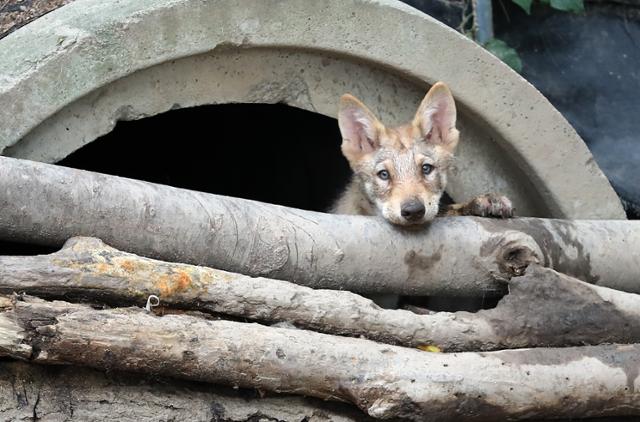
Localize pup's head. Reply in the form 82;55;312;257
338;82;459;226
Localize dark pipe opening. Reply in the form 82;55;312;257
59;103;351;212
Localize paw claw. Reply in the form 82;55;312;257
467;194;514;219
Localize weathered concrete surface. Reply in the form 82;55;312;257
0;0;74;40
6;48;545;216
0;0;625;219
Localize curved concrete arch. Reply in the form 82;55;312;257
5;48;546;217
0;0;624;219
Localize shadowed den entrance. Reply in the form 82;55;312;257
58;103;351;213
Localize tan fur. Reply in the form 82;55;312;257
330;181;375;215
331;83;512;308
332;82;460;226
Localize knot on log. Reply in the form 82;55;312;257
243;216;291;276
480;230;542;280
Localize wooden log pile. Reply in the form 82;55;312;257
0;156;639;421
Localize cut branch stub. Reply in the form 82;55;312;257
480;229;542;279
1;237;640;352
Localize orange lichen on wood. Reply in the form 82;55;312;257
174;271;192;291
156;270;193;297
95;263;110;274
119;259;136;273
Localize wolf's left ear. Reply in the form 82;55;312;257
338;94;384;164
414;82;459;153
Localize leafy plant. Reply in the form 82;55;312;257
511;0;585;15
472;0;585;73
511;0;534;14
484;38;523;72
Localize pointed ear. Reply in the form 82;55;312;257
413;82;459;153
338;94;384;164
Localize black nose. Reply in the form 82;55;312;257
400;199;426;221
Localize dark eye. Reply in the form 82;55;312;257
377;169;390;180
422;163;434;175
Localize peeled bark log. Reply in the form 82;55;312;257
0;360;366;422
1;294;639;421
2;237;640;352
0;156;638;296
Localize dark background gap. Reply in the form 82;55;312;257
59;103;351;212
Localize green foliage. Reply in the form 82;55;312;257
511;0;584;14
470;0;584;74
548;0;585;13
484;38;523;73
511;0;533;14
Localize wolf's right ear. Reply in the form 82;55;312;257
338;94;383;163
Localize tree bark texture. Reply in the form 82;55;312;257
1;362;635;422
1;237;640;352
0;157;638;296
1;294;639;421
0;360;367;422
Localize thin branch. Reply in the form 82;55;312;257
1;237;640;352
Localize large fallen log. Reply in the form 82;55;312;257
0;360;366;422
0;156;638;296
1;294;639;421
2;237;640;352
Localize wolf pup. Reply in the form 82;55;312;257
331;82;513;224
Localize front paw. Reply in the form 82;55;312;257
465;193;514;218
